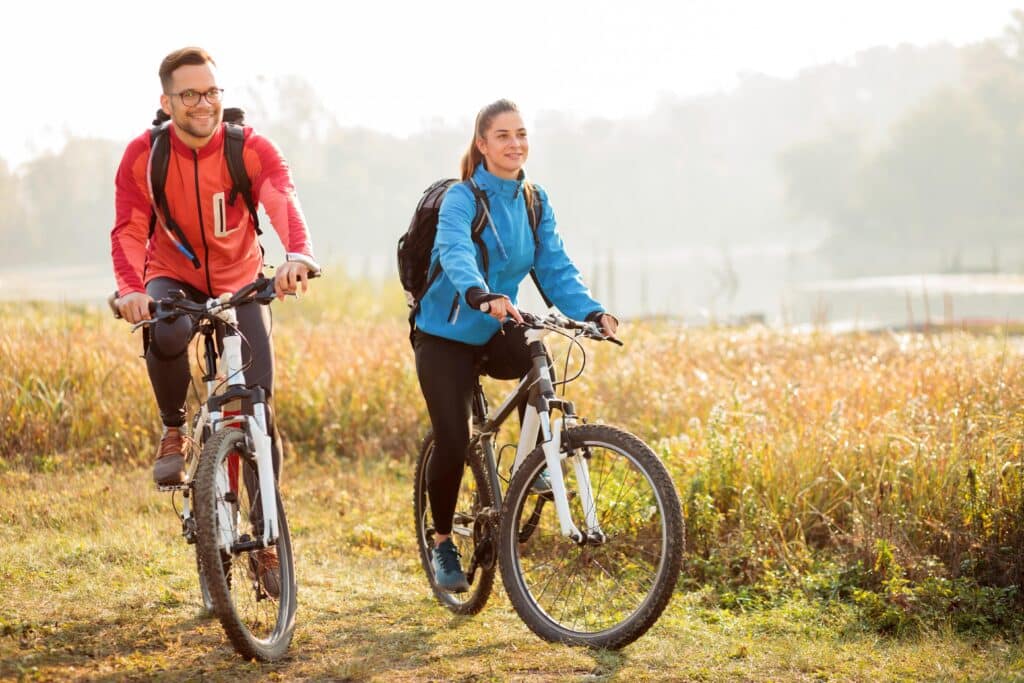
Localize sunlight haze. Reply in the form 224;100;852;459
1;0;1019;166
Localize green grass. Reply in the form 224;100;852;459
2;461;1023;682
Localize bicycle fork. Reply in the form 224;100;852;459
207;305;280;550
512;338;605;546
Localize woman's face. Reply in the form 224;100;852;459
476;111;528;180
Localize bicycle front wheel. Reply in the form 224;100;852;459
497;424;684;649
194;427;297;661
414;431;496;614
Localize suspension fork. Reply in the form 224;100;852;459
211;304;279;549
514;339;605;545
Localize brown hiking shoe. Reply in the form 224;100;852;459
153;426;186;486
249;547;281;599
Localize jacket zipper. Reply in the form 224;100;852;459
447;292;460;324
481;203;508;260
193;150;213;296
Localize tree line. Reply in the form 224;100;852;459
3;14;1021;278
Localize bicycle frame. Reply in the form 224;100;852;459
472;325;604;545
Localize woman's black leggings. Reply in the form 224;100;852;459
414;324;533;536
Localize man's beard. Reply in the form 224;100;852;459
177;111;221;139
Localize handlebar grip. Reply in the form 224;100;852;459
109;291;159;319
107;291;121;319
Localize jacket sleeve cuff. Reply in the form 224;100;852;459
467;286;501;309
464;284;488;302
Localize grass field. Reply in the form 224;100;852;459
2;462;1023;682
3;280;1024;680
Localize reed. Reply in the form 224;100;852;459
4;279;1024;631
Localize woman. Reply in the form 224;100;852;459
413;99;618;592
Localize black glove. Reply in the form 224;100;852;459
466;287;507;311
585;310;618;326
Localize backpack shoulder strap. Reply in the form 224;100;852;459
223;122;262;235
464;179;492;277
526;187;543;244
146;123;201;269
465;179;490;238
525;185;554;308
147;124;170;241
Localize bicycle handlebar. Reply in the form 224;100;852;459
108;272;321;323
519;310;624;346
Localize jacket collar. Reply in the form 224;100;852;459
473;163;525;200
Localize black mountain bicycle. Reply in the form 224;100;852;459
413;311;684;649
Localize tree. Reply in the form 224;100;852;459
19;138;122;264
780;11;1024;273
0;159;27;259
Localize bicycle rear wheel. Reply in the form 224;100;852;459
194;427;297;661
414;431;496;614
497;424;684;649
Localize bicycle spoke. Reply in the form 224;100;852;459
525;539;578;604
549;552;585;624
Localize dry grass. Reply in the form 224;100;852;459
2;461;1022;682
4;279;1024;677
5;286;1024;589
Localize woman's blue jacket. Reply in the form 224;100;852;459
414;163;604;345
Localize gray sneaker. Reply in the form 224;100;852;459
432;539;470;593
153;426;186;486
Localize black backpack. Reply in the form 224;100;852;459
397;178;552;314
147;107;261;269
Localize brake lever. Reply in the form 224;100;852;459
580;321;623;346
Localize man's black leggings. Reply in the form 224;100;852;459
414;323;533;536
145;277;274;428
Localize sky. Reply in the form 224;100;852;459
1;1;1021;168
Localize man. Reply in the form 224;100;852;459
110;46;318;490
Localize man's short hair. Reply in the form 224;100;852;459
159;47;216;92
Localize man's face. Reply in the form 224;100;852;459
160;62;222;144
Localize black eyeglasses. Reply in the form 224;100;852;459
167;88;224;107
